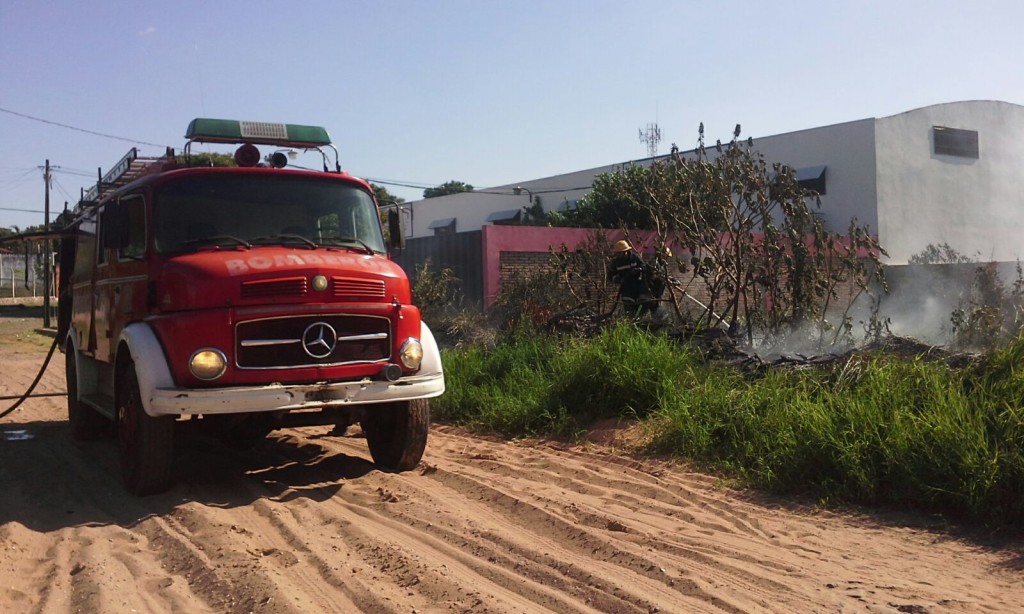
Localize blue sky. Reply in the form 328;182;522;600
2;0;1022;230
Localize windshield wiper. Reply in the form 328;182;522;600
249;234;318;249
181;235;252;251
317;236;375;255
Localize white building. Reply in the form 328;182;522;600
402;101;1024;264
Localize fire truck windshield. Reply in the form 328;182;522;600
152;175;386;255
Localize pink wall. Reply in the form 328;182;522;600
480;225;881;308
481;226;630;308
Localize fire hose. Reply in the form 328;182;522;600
0;335;60;419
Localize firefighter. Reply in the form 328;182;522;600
608;239;652;316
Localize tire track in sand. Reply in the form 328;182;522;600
4;353;1024;613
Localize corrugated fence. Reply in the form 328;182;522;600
392;231;484;309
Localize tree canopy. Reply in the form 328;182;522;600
423;180;473;199
547;166;662;230
548;123;886;344
371;183;406;207
519;196;548;226
909;242;975;265
174;152;237;167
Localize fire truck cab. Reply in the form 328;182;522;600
58;119;444;495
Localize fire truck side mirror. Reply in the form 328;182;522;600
101;203;130;250
387;209;405;251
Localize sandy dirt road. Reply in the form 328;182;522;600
2;341;1024;613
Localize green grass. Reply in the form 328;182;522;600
434;323;1024;526
436;323;686;437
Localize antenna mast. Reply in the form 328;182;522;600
638;122;662;158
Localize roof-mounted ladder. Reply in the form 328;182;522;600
81;147;175;204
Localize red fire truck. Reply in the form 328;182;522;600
57;119;444;495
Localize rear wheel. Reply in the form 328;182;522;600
362;399;429;471
117;361;174;495
66;348;106;440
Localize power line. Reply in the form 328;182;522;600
0;167;37;175
0;167;39;192
0;206;44;213
1;108;598;201
449;186;592;197
0;106;169;148
50;176;76;204
52;168;97;179
363;178;436;190
365;177;592;196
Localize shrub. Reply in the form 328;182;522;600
412;260;461;320
489;268;575;332
951;262;1024;350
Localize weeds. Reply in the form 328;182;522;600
951;261;1024;349
490;268;575;332
430;242;1024;525
412;260;461;319
435;324;1024;525
437;323;684;437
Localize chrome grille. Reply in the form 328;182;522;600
236;314;390;369
332;277;386;299
241;276;308;299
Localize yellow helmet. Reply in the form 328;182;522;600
612;239;632;253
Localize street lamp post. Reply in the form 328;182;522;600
512;185;533;203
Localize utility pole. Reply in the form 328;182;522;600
43;159;51;328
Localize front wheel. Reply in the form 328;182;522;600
362;399;429;471
117;361;175;495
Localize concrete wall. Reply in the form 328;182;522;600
481;225;612;307
404;121;882;243
746;118;878;234
402;164;621;240
402;191;512;240
403;101;1024;268
875;101;1024;264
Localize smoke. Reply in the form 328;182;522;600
872;264;973;346
745;262;995;358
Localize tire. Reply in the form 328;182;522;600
117;360;175;495
66;348;107;440
362;399;429;471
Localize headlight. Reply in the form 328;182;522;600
189;348;227;380
399;338;423;370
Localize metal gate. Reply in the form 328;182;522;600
391;231;484;310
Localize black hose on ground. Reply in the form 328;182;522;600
0;335;60;420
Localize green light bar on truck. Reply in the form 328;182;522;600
185;118;333;148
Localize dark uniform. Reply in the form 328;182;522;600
609;249;653;316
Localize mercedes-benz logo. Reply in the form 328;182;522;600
302;322;338;358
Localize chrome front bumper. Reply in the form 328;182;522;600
148;372;445;416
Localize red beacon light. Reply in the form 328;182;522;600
233;143;261;167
